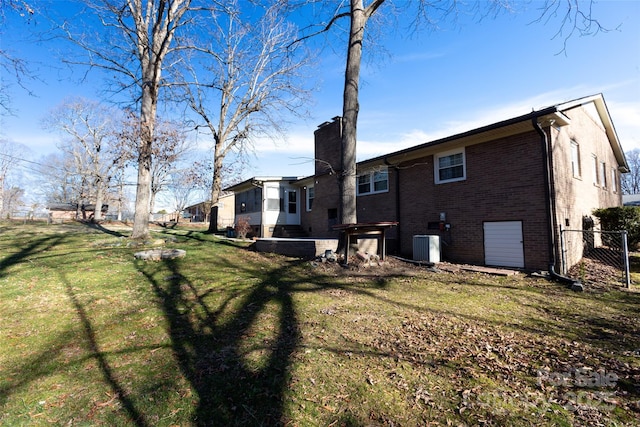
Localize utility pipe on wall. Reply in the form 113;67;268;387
532;118;583;291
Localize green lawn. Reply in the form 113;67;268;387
1;222;638;426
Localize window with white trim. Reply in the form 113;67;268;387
611;168;618;193
266;186;281;211
357;168;388;195
599;161;607;188
592;155;599;186
570;141;581;178
306;186;314;211
435;148;466;184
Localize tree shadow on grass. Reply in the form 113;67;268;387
0;234;66;278
136;255;301;426
79;221;128;238
61;277;148;427
1;270;158;426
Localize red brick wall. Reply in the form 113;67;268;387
301;125;551;269
299;106;623;271
300;173;342;238
314;118;342;176
355;167;400;250
396;131;550;269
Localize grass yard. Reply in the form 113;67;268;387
1;222;639;426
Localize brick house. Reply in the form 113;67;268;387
47;203;109;222
228;94;628;272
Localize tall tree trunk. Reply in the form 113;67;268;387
340;0;366;226
131;78;156;239
128;0;190;239
93;176;103;221
207;143;225;233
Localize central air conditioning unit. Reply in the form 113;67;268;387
413;235;440;263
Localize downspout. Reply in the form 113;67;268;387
384;158;401;253
532;118;583;291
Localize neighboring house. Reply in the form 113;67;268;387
227;94;628;272
48;203;109;222
184;193;235;228
225;177;302;238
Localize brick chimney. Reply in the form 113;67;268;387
314;116;342;176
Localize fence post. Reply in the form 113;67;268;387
622;230;631;289
559;225;567;274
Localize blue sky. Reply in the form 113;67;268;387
2;0;640;185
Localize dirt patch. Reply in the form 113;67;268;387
308;255;433;277
308;255;524;280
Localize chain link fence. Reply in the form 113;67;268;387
560;227;630;289
1;210;51;222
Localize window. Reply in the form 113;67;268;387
266;186;281;211
236;188;261;213
570;141;581;178
373;170;388;192
306;186;314;211
592;155;599;186
357;168;389;195
611;168;618;193
600;161;607;188
288;190;297;214
357;174;370;194
435;149;466;184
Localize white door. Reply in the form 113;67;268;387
483;221;524;268
284;187;299;225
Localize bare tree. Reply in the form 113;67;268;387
181;0;312;232
116;111;191;213
0;0;35;114
59;0;193;238
0;139;26;216
36;151;85;207
296;0;613;226
2;186;25;217
164;167;205;224
622;149;640;195
43;97;119;221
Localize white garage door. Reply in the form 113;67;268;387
483;221;524;268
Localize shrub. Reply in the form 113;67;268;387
592;206;640;249
234;216;252;239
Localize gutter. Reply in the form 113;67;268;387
532;118;584;291
384;158;401;251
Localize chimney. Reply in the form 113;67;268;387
314;116;342;176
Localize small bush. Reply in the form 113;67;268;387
592;206;640;249
234;216;252;239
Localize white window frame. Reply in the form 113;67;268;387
611;168;618;193
599;161;607;188
592;155;599;186
357;168;389;196
265;186;281;211
570;141;581;178
435;148;466;184
306;185;314;211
